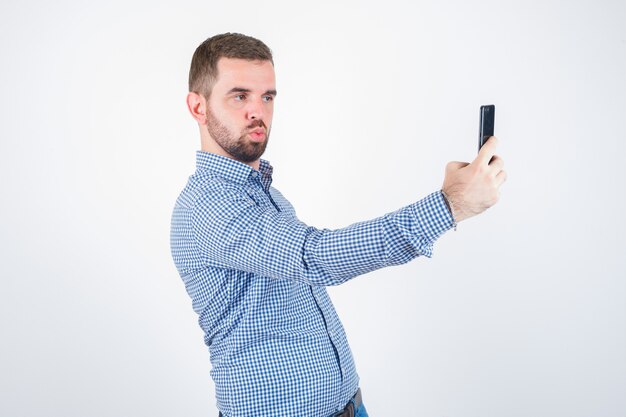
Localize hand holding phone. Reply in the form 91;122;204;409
443;135;506;222
478;104;495;152
440;105;505;223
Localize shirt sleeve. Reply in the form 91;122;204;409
191;189;455;286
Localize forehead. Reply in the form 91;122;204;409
214;58;276;93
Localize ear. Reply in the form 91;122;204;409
186;92;207;125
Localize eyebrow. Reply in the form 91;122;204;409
227;87;277;96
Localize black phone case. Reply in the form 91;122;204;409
479;105;495;152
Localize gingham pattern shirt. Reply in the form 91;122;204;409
170;152;454;417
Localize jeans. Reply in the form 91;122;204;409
354;402;369;417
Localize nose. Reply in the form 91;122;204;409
246;97;265;121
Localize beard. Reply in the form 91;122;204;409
206;106;270;163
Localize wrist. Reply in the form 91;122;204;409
440;190;458;230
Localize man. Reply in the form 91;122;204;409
170;33;506;417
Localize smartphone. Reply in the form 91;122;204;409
478;104;495;152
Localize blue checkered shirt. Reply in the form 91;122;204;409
170;152;454;416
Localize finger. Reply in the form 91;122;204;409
475;136;498;166
495;169;507;186
446;161;470;171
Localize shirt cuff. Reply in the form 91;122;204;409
409;191;456;256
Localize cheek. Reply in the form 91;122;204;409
226;99;246;110
212;104;241;126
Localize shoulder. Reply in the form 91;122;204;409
185;175;255;222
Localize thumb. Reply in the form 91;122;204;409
475;136;498;166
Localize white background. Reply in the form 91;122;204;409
1;0;625;416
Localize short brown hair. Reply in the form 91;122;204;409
188;33;274;97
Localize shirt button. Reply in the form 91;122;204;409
251;172;258;178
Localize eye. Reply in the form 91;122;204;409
234;94;247;101
262;95;274;103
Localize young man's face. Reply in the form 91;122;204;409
205;58;276;163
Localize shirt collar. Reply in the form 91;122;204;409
195;151;274;189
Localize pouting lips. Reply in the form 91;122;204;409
248;129;267;141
